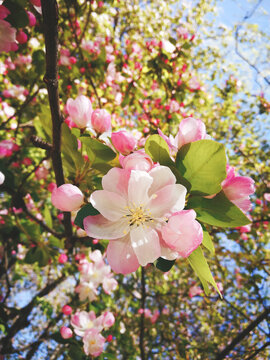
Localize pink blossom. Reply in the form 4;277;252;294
101;311;115;329
60;326;73;339
264;193;270;202
188;76;201;90
119;150;153;172
51;184;84;212
62;305;72;315
177;117;208;148
0;139;19;158
0;5;10;19
144;309;152;318
58;253;68;264
16;30;27;44
66;95;93;128
84;166;187;274
222;166;255;213
161;210;203;258
102;276;118;294
71;310;103;337
35;166;49;180
188;285;203;298
111;130;137;155
150;309;160;324
91;109;111;133
238;225;251;233
169;100;180;113
83;328;106;357
27;11;36;27
48;182;57;193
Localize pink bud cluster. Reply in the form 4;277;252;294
75;250;117;302
138;308;160;324
66;95;111;133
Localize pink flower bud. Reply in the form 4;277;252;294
177;117;207;148
60;326;73;339
91;109;111;133
111;131;136;155
48;182;57;193
66;95;92;128
16;30;28;44
51;184;84;212
0;5;10;20
62;305;72;315
106;334;113;342
119;150;153;172
27;11;36;27
58;253;68;264
30;0;41;6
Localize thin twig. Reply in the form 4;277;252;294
139;267;146;360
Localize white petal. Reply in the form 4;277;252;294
130;226;161;266
148;184;187;218
84;215;129;239
148;166;176;196
90;190;127;221
128;170;152;207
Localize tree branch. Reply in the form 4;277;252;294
139;267;146;360
41;0;73;247
215;307;270;360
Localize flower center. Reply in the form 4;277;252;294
125;205;153;227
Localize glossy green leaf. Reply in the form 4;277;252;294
154;257;175;272
74;203;100;230
188;191;251;227
202;226;215;255
79;136;116;164
145;134;174;167
188;246;221;297
176;140;227;195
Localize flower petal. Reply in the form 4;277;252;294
128;170;152;207
106;235;140;274
148;184;187;218
102;168;130;198
161;210;203;258
130;226;161;266
148;166;176;196
90;190;127;221
84;215;129;240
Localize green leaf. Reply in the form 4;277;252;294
32;50;45;76
74;203;100;230
176;140;227;195
188;191;251;227
154;257;175;272
202;226;215;255
49;236;65;249
44;206;53;228
79;136;116;164
188;246;221;297
145;135;190;189
3;0;28;28
62;124;84;175
145;134;174;167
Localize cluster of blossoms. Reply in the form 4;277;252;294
75;249;118;301
61;309;115;357
52;114;255;275
138;308;160;324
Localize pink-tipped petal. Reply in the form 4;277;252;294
102;167;130;197
148;184;186;218
177;117;206;148
161;210;203;258
106;235;140;274
148;166;176;196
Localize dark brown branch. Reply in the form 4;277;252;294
139;267;146;360
215;307;270;360
245;341;270;360
0;275;66;354
30;135;52;151
41;0;73;247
